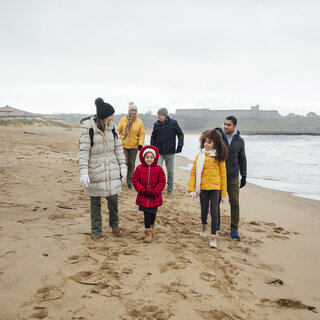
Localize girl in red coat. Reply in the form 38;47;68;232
132;145;166;243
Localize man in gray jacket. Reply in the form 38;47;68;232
216;116;247;241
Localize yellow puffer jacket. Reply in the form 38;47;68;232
188;153;227;197
117;117;145;149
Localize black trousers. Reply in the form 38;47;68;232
139;206;158;228
200;190;220;235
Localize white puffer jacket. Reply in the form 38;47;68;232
79;116;127;197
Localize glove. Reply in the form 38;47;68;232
189;191;197;199
138;145;143;151
221;197;227;203
176;146;182;153
240;176;246;189
142;189;152;198
149;190;158;199
120;166;127;182
80;175;90;188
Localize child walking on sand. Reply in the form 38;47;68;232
188;129;228;248
132;145;166;243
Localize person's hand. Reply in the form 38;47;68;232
240;176;246;188
221;197;227;203
176;146;182;153
120;166;127;182
142;189;151;198
149;190;158;199
138;145;143;151
189;191;197;199
80;175;90;188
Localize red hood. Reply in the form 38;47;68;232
139;145;159;167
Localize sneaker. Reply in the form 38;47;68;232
92;235;103;240
210;234;217;248
230;231;241;241
200;224;208;237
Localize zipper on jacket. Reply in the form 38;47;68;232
208;156;211;189
146;166;151;207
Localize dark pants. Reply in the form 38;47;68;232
90;195;119;237
123;148;138;185
218;177;240;233
139;206;158;228
200;190;220;235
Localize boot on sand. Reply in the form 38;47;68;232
210;234;217;248
200;224;208;237
144;229;153;243
112;226;121;237
150;224;155;236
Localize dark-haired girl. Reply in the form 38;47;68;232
188;129;228;248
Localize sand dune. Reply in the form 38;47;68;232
0;124;319;319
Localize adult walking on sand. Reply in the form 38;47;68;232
216;115;247;241
151;108;184;195
79;97;127;239
117;102;145;190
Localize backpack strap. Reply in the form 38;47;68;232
89;128;94;147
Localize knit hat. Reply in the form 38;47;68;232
143;148;156;158
95;97;115;119
157;107;168;117
128;101;138;113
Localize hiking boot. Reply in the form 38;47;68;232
150;224;155;236
112;226;121;237
92;235;103;240
210;234;217;248
144;229;152;243
200;224;208;237
167;190;173;195
230;231;241;241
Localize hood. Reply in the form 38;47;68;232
139;145;159;167
80;115;96;128
216;127;240;136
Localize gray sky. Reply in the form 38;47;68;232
1;0;320;115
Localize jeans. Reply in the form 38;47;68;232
200;190;220;235
90;195;119;236
123;148;138;185
158;153;175;192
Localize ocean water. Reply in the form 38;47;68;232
145;134;320;201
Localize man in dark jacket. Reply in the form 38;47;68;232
216;115;247;241
151;108;184;195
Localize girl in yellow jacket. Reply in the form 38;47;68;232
188;129;228;248
117;102;145;190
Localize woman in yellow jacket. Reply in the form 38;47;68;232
188;129;228;248
117;102;145;189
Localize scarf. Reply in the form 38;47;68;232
195;148;217;194
123;115;136;140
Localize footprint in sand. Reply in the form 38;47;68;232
159;260;187;273
199;272;216;282
195;309;234;320
238;288;254;300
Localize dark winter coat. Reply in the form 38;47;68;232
216;128;247;180
132;145;166;208
150;116;184;154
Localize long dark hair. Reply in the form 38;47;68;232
95;118;106;132
200;129;228;162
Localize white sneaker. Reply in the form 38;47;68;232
210;234;217;248
200;225;208;237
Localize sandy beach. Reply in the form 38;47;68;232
0;124;319;320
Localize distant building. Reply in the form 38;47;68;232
0;106;63;121
175;105;281;119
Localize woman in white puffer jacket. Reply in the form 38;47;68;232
79;98;127;239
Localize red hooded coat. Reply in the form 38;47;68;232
132;145;166;207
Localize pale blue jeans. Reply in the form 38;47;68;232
158;153;175;192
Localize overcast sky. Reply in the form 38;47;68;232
1;0;320;116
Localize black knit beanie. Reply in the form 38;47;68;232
95;97;115;119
